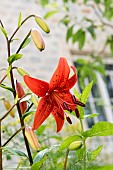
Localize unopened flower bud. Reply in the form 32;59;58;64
31;28;45;51
17;67;29;77
25;126;40;151
35;15;50;33
31;94;38;107
68;141;82;151
3;99;15;117
16;80;27;114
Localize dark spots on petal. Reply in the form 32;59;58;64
57;111;64;120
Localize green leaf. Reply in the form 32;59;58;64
33;144;59;163
21;38;31;49
39;0;49;7
84;113;99;119
74;88;81;100
18;12;22;27
88;145;103;163
80;81;93;104
44;10;59;19
82;121;113;138
3;146;28;158
0;84;14;92
7;54;23;65
59;135;81;151
72;29;83;43
78;30;85;50
88;165;113;170
0;26;8;37
66;25;74;42
87;25;96;40
21;110;35;120
31;156;47;170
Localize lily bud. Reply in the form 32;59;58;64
31;94;38;107
68;141;82;151
25;126;40;151
17;67;30;77
35;15;50;33
31;28;45;51
16;80;27;114
3;99;15;117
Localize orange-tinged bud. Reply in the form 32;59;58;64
31;28;45;51
17;67;30;77
16;80;27;114
68;141;82;151
3;99;15;117
25;126;40;151
35;15;50;33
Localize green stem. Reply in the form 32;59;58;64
63;149;69;170
9;14;35;42
0;121;2;170
80;118;87;170
16;30;31;54
2;126;25;147
6;31;33;165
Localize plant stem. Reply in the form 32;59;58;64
0;74;7;85
0;121;2;170
2;126;25;147
6;33;33;165
80;118;87;170
16;30;31;54
9;14;35;42
63;149;69;170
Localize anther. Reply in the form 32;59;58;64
72;95;85;107
75;108;80;118
66;116;72;124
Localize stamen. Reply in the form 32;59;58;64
75;101;86;107
72;95;76;103
75;108;80;118
72;95;85;107
63;102;69;111
66;116;72;124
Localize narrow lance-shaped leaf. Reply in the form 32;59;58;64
66;25;74;42
0;26;8;37
7;54;23;65
82;121;113;138
21;38;31;49
80;81;93;104
88;145;103;163
59;135;82;151
44;10;59;19
18;12;22;27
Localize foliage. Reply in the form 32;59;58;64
0;7;113;170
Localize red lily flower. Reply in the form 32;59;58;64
24;57;83;132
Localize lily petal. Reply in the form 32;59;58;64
24;75;49;97
49;57;70;91
63;66;77;90
52;105;64;132
32;95;52;130
57;91;76;110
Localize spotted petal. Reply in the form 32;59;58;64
49;57;70;91
63;66;77;90
24;75;49;97
32;95;52;130
52;105;64;132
